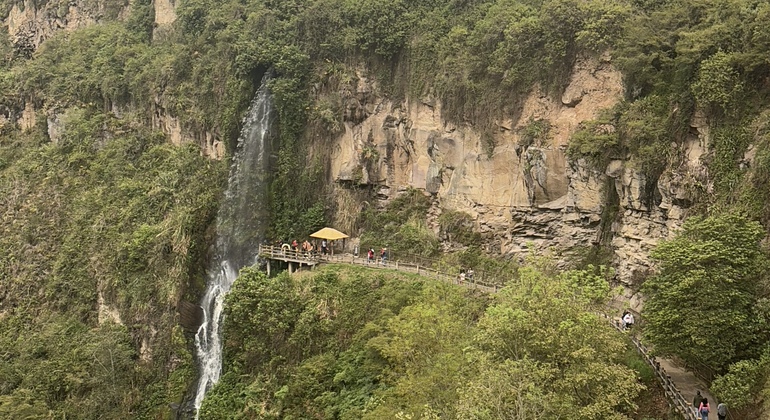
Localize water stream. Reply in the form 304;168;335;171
192;75;274;417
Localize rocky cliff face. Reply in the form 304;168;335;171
7;0;177;50
3;0;711;302
5;0;227;158
7;0;99;53
316;55;710;304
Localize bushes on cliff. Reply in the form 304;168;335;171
0;109;227;418
360;188;440;258
642;214;770;377
202;262;642;419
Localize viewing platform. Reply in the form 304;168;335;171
258;244;321;275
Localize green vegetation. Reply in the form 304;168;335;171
200;262;644;419
517;117;552;151
0;111;227;418
642;214;770;416
7;0;770;232
438;210;481;247
360;188;439;258
711;348;770;415
564;0;770;211
4;0;770;416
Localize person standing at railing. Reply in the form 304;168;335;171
367;248;375;264
380;248;388;266
321;239;328;255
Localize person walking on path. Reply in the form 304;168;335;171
716;402;726;420
693;390;702;411
622;311;635;331
698;397;710;420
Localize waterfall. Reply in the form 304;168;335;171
192;75;274;417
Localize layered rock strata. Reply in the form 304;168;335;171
318;55;710;300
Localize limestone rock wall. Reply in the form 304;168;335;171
7;0;107;53
317;55;703;290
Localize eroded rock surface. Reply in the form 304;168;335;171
316;55;701;291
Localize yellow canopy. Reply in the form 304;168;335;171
309;227;349;241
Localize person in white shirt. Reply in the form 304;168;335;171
717;402;727;420
622;312;635;330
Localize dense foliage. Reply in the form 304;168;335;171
359;188;439;258
643;214;769;376
642;214;770;414
4;0;770;416
6;0;770;231
201;263;645;419
0;112;227;418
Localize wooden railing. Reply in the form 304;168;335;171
260;243;706;419
258;245;501;292
601;314;699;420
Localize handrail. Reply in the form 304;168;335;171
259;243;705;419
350;246;515;286
601;314;699;420
259;244;319;262
258;244;501;292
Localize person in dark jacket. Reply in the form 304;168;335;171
693;390;702;411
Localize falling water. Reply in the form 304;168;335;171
192;75;274;417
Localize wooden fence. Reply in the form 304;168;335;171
601;314;699;420
260;245;708;420
316;251;501;293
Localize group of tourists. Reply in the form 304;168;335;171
275;238;331;257
693;391;727;420
366;247;388;265
458;268;475;284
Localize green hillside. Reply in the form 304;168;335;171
1;0;770;418
201;263;644;419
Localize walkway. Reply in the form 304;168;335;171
605;315;716;420
258;245;500;292
260;245;717;419
657;358;718;419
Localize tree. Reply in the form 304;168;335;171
642;214;770;376
471;263;641;419
711;347;770;412
223;269;305;369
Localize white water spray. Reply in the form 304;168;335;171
192;76;274;416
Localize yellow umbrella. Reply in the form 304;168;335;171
309;227;349;240
310;227;349;256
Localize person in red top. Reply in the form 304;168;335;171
367;248;374;264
